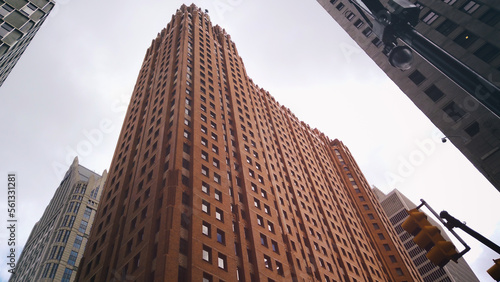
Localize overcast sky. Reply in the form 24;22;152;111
1;1;499;281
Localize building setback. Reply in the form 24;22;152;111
373;188;480;282
76;4;420;282
0;0;55;87
317;0;500;192
9;157;106;282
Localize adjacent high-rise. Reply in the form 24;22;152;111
0;0;55;87
76;4;421;282
317;0;500;191
9;158;106;282
373;188;480;282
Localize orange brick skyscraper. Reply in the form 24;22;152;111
76;4;421;282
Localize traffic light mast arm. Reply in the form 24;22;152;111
418;199;471;260
350;0;500;119
440;211;500;255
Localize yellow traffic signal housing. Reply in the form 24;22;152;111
401;209;459;267
488;259;500;281
401;209;429;236
426;241;458;267
414;225;442;251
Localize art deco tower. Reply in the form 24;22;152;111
77;4;420;282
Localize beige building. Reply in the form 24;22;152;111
373;187;480;282
9;157;106;282
317;0;500;192
0;0;55;87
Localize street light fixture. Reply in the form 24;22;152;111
348;0;500;119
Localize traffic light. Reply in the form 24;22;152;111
401;209;458;267
488;259;500;281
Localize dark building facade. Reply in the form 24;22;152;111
77;4;420;282
0;0;54;87
317;0;500;192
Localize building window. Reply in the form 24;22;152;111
474;43;500;63
181;213;190;228
441;0;457;4
260;233;268;247
202;245;212;262
336;2;344;10
201;165;209;176
272;240;279;253
202;200;210;214
372;37;383;47
421;11;439;25
464;121;480;137
408;70;426;86
479;8;500;26
62;268;73;282
436;19;458;36
179;238;188;255
49;264;59;278
217;229;226;244
214;189;222;201
73;235;83;249
378;233;385;240
454;30;478;48
257;215;263;226
178;266;188;282
461;0;480;14
395;267;404;276
389;255;397;263
424;85;445;102
218;253;227;270
373;223;380;230
442;101;467;122
383;244;391;251
203;272;213;282
78;220;88;233
202;221;211;237
268;221;275;233
68;251;78;266
215;208;224;222
354;19;364;29
345;11;355;21
202;181;210;194
362;27;373;37
264;255;272;269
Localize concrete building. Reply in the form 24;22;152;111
317;0;500;192
373;187;480;282
0;0;55;87
76;4;421;282
9;157;106;282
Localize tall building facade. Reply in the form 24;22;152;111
76;4;420;282
0;0;54;87
9;158;106;282
317;0;500;192
373;188;480;282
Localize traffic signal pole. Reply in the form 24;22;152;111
440;211;500;255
